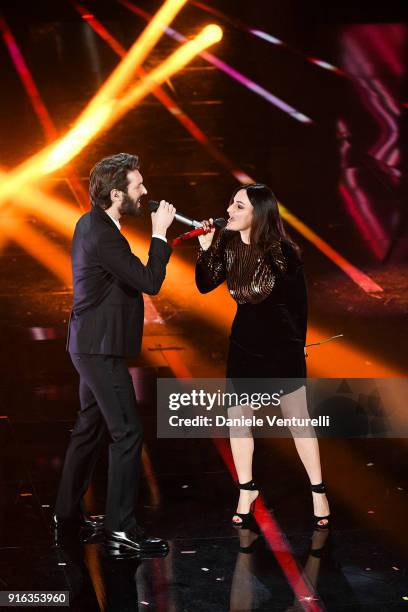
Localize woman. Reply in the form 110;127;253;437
195;183;330;529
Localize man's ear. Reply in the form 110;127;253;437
110;188;122;204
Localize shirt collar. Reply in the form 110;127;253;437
105;212;121;231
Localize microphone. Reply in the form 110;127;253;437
172;221;227;247
148;200;226;230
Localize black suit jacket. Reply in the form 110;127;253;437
67;206;171;357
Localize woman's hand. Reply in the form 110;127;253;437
198;218;216;251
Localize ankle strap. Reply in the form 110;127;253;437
309;547;325;558
311;482;326;494
238;480;257;490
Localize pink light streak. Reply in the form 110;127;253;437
0;12;89;209
192;0;345;78
342;31;400;174
0;13;56;141
118;0;314;124
347;24;405;77
339;183;385;260
337;118;389;260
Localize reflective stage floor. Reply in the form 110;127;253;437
1;342;407;611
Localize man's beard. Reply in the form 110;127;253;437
118;193;142;217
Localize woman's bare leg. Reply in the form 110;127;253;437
280;386;330;522
228;405;259;519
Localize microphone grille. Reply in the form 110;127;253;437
148;200;159;212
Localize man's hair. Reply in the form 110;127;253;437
89;153;140;210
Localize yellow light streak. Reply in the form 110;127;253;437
41;102;115;174
81;0;189;116
0;0;189;210
115;25;222;118
0;24;222;204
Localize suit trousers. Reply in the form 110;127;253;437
55;353;143;531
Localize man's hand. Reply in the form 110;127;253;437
198;218;216;251
151;200;176;237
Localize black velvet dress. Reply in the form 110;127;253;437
195;231;307;392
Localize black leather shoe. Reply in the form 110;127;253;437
52;513;105;531
104;526;169;555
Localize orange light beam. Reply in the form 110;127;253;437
0;170;80;234
81;0;190;117
0;0;191;209
10;192;79;236
0;174;394;377
0;24;223;204
278;204;383;293
0;195;399;381
0;1;194;212
119;0;313;124
72;1;251;183
0;214;71;285
104;24;223;126
122;228;399;377
37;24;223;176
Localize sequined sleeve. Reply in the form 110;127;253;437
195;231;227;293
267;240;287;276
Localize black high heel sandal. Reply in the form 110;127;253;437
232;480;259;529
311;482;330;530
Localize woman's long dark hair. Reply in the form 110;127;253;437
229;183;300;257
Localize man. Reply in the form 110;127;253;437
54;153;175;555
